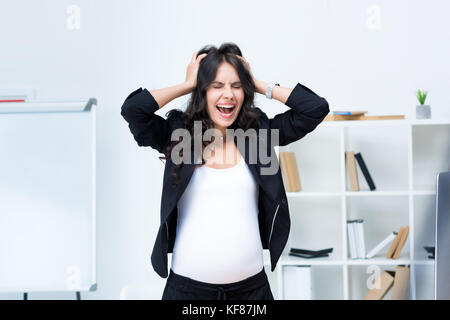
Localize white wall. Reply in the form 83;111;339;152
0;0;449;300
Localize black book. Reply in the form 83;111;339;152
354;152;376;191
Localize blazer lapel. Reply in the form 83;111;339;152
160;149;196;223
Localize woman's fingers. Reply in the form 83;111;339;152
236;55;255;81
237;55;249;67
191;51;207;65
185;52;208;89
237;55;249;69
196;53;207;62
191;51;198;62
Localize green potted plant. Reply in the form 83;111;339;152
416;89;431;119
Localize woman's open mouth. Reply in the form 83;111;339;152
216;104;236;119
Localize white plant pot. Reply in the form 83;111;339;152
416;104;431;119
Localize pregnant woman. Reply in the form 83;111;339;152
121;42;329;300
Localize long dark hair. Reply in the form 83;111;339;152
159;42;262;188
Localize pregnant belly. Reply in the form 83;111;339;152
170;220;264;284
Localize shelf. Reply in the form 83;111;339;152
322;118;450;128
286;190;437;197
263;257;434;267
323;119;410;127
264;254;343;266
269;253;431;267
347;259;434;266
0;99;96;113
410;119;450;126
346;258;411;266
269;119;447;300
412;190;436;196
286;192;341;197
345;190;409;196
413;260;435;265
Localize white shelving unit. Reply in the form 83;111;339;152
263;118;450;300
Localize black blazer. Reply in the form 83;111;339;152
121;82;329;278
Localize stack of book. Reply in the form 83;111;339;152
364;265;410;300
347;220;366;259
326;110;368;121
279;152;302;192
333;110;368;116
0;89;33;103
345;151;376;191
288;247;333;259
347;223;409;260
325;110;405;121
424;246;435;259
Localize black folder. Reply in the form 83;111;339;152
289;248;333;259
288;252;330;259
290;248;333;255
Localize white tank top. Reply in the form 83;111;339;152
170;154;263;284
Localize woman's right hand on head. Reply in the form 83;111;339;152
185;51;208;91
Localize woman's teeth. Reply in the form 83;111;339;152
216;105;235;114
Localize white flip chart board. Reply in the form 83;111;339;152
0;99;97;293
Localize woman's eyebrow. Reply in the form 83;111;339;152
211;81;241;85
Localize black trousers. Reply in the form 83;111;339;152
161;268;274;300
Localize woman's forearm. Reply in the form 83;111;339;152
149;80;292;109
254;79;292;105
149;82;193;109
